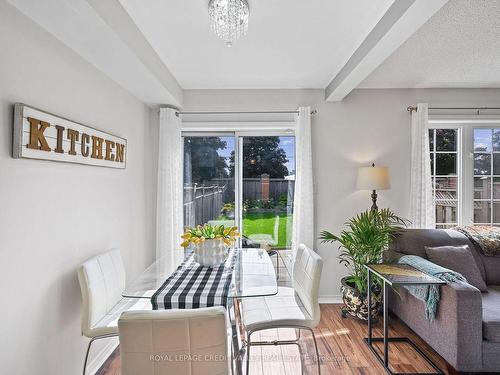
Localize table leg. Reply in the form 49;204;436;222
367;270;372;344
383;280;389;368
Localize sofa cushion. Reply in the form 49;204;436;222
425;245;488;292
389;229;486;281
482;286;500;342
482;256;500;285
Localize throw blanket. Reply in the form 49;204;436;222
454;225;500;257
397;255;467;321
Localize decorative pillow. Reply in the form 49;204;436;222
425;245;488;292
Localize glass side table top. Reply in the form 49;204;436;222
365;264;446;286
122;248;278;299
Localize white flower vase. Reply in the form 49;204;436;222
194;239;227;267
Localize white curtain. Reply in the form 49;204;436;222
292;107;315;254
409;103;435;228
156;108;184;272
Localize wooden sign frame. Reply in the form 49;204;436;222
13;103;127;169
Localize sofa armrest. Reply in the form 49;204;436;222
390;279;483;371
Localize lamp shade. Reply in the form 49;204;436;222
356;166;390;190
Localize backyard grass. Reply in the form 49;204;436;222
242;212;292;248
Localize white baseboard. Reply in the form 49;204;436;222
86;337;119;375
318;294;343;304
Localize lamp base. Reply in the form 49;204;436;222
371;190;378;212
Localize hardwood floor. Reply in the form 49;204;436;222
97;304;450;375
97;250;451;375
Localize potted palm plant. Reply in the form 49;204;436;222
319;208;408;321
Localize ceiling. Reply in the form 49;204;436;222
14;0;495;105
119;0;393;89
359;0;500;88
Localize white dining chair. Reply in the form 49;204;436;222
77;249;150;375
247;215;281;279
240;244;323;374
247;215;280;247
118;307;232;375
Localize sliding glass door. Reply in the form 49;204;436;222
182;133;295;250
240;136;295;249
183;135;236;229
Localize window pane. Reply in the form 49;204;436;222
493;129;500;151
494;177;500;199
183;136;235;228
474;177;491;199
435;129;457;151
494;154;500;175
428;129;434;151
436;224;456;229
241;136;295;249
494;202;500;224
435;177;457;190
430;154;434;174
436;153;456;175
435;200;457;224
474;201;491;224
474;154;491;175
474;129;492;152
435;177;457;200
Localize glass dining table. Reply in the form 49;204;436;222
123;247;278;299
122;247;279;374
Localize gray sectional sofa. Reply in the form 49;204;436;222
385;229;500;373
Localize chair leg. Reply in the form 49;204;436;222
245;327;320;375
246;332;252;375
82;334;117;375
82;337;95;375
307;328;321;375
275;252;279;280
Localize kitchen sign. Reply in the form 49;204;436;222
13;104;126;168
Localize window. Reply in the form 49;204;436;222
182;134;295;249
429;128;459;228
428;122;500;228
473;128;500;226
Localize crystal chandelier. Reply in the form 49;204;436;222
208;0;249;47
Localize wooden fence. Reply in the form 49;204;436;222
183;184;227;228
241;178;291;201
183;177;293;226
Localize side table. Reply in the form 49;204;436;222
365;263;446;375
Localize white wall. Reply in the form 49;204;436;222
2;1;500;371
183;88;500;301
0;2;155;374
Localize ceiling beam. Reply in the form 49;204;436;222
86;0;182;107
325;0;448;102
8;0;182;107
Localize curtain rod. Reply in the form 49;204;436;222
407;106;500;113
175;110;317;116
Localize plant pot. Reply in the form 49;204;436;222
340;276;382;322
193;239;228;267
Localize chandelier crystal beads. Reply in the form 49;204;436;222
208;0;249;47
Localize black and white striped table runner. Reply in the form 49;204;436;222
151;248;237;310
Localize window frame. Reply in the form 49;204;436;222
429;118;500;227
181;130;296;249
471;126;500;226
428;124;462;228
